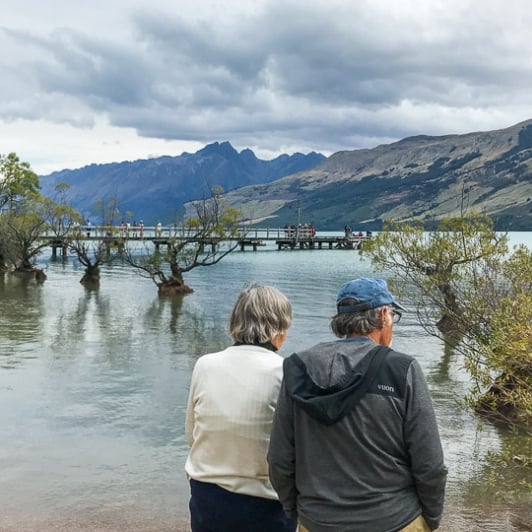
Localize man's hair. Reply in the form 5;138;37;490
331;299;384;337
229;283;292;344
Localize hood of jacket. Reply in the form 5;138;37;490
282;340;390;425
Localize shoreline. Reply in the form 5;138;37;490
2;505;531;532
0;516;191;532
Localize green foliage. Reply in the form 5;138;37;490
0;203;50;270
364;214;509;336
1;153;45;271
94;196;121;227
468;247;532;427
0;153;78;274
41;187;83;237
363;212;531;429
0;152;40;210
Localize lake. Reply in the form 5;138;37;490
1;232;531;531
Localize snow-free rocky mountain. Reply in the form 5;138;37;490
39;142;325;225
40;120;532;230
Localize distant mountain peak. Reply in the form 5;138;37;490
196;141;239;159
38;142;325;224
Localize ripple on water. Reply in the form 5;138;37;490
1;244;530;531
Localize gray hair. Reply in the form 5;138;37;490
229;283;292;344
331;299;385;337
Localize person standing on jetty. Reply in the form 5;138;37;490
185;284;297;532
268;278;447;532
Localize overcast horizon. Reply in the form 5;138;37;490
1;0;532;175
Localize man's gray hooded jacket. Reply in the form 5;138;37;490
267;338;447;532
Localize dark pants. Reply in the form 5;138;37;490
189;479;297;532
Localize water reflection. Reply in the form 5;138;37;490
0;273;45;369
0;246;530;531
0;273;44;337
46;289;113;352
144;296;229;359
445;425;532;531
463;427;531;502
431;331;461;384
145;295;185;335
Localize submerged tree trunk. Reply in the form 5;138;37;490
157;269;193;297
14;259;47;282
157;277;194;297
80;265;100;288
35;269;47;283
475;373;532;429
0;250;7;271
429;272;461;333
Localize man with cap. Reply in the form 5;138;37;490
268;278;447;532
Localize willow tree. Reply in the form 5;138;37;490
34;183;113;287
93;195;121;235
0;204;50;280
363;212;531;428
469;246;532;427
43;182;82;239
125;188;243;296
0;153;52;279
0;152;41;271
0;152;40;210
68;230;118;287
68;195;123;287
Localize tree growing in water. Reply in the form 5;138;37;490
0;206;50;281
0;152;41;272
68;195;123;287
69;231;118;287
363;212;531;429
0;154;75;281
125;188;242;296
0;152;40;210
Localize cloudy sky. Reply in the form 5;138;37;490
1;0;531;175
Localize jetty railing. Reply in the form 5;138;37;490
39;225;370;253
40;225;322;239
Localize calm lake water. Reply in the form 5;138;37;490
1;233;531;531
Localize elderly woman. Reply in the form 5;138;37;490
185;283;296;532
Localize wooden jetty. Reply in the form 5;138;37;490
41;225;370;254
237;227;369;250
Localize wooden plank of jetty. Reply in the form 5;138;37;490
39;227;371;253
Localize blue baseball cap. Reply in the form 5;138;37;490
336;278;407;314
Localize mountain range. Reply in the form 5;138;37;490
39;120;532;230
39;142;325;224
